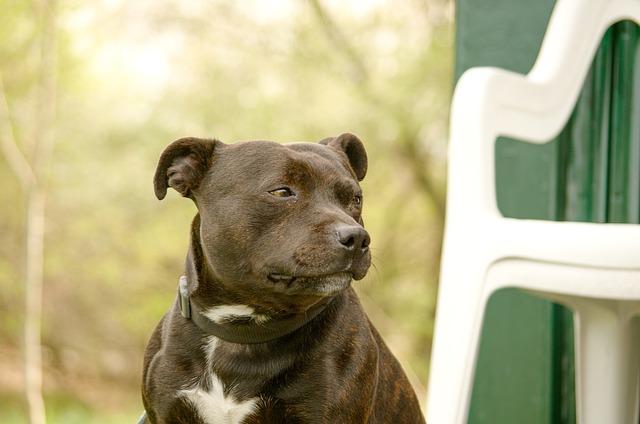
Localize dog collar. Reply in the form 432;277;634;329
177;276;332;344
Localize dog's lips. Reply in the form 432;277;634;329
267;272;350;281
267;271;353;294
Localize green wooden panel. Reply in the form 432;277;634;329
558;29;613;224
608;22;640;224
550;308;575;423
469;289;555;423
630;28;640;225
455;0;555;80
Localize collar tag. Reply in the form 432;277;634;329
178;276;191;319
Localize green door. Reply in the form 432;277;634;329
455;1;640;422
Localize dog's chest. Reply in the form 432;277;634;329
179;337;260;424
180;374;259;424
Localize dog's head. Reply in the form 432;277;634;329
154;134;371;298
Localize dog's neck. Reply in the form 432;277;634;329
180;214;337;344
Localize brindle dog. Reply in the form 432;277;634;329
141;134;425;423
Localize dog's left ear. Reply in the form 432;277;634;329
319;133;368;181
153;137;221;200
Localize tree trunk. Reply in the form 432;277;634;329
25;0;57;422
24;188;46;424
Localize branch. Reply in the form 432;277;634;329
0;73;36;189
399;139;446;224
397;137;445;282
32;0;58;175
308;0;446;223
307;0;368;83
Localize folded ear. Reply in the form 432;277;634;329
153;137;220;200
319;133;368;181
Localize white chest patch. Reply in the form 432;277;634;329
201;304;270;324
179;336;260;424
180;374;259;424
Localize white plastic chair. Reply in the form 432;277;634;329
426;0;640;423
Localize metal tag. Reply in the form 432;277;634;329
178;276;191;319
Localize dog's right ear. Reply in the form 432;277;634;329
319;133;368;181
153;137;220;200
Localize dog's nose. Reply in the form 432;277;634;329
336;225;370;252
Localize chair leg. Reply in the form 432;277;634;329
426;262;491;424
572;300;640;424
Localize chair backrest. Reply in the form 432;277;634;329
446;0;640;222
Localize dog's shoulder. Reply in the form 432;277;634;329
367;322;425;423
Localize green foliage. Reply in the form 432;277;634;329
0;392;141;423
0;0;453;415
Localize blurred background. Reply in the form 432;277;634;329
0;0;453;422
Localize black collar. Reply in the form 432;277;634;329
177;276;332;344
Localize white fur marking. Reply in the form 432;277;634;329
180;375;258;424
179;336;259;423
202;304;270;324
204;336;219;363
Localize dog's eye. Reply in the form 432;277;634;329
354;194;362;206
268;187;295;198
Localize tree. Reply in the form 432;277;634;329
0;1;57;422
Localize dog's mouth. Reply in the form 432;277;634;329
267;272;352;294
267;274;298;285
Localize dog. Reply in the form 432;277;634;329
141;133;425;423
